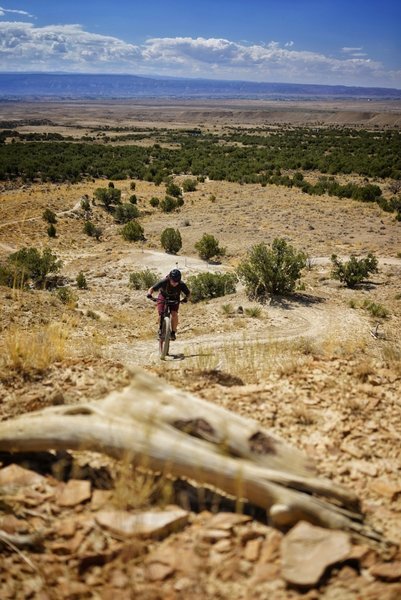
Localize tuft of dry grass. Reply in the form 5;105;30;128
291;403;316;425
353;359;375;383
1;322;70;376
113;459;173;511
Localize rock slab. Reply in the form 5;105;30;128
281;521;351;587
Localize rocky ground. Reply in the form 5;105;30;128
0;103;401;598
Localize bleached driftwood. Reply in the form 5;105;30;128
0;368;380;540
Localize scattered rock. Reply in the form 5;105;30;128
370;562;401;582
91;489;113;510
281;521;351;588
95;507;189;539
56;480;92;507
56;518;77;538
50;391;65;406
206;512;251;531
0;515;29;534
243;537;263;561
200;529;231;543
146;562;175;582
371;479;401;501
0;464;44;488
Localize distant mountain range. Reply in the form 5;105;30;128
1;73;400;100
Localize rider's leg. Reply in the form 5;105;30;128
171;310;178;333
157;297;165;336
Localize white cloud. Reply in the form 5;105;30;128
0;5;34;18
0;21;399;88
342;47;363;53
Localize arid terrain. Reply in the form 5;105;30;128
0;100;400;599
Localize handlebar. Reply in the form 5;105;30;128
147;295;187;304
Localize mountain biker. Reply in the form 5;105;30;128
147;269;190;340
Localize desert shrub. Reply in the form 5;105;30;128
42;208;57;224
244;306;262;318
47;223;57;238
331;253;378;288
130;181;136;191
83;220;102;240
353;184;382;202
0;264;15;287
362;299;389;319
160;195;184;212
86;309;100;320
160;228;182;254
56;286;77;305
121;221;145;242
129;194;137;204
166;182;182;198
150;197;160;208
6;247;62;288
195;234;226;262
221;303;234;316
129;268;159;290
80;196;91;211
237;238;307;299
114;203;140;223
76;271;88;289
187;272;236;303
182;178;197;192
94;186;121;211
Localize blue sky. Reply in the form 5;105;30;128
0;1;400;88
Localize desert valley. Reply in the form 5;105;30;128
0;98;401;599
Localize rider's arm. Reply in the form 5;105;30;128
181;282;190;301
147;278;166;298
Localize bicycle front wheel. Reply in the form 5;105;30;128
159;316;171;359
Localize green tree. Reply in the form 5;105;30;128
94;187;121;211
160;195;184;212
237;238;307;299
114;203;140;223
182;178;197;192
42;208;57;224
128;269;158;290
7;247;62;288
195;233;225;262
187;272;236;303
83;221;102;240
47;223;57;238
166;182;182;198
121;221;145;242
330;253;378;288
160;228;182;254
76;271;88;289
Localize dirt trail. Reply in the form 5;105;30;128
99;249;373;371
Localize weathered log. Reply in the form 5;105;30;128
0;368;381;540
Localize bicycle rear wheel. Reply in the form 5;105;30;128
159;316;171;359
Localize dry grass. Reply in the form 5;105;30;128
185;336;321;383
1;322;70;376
291;403;316;425
113;459;173;511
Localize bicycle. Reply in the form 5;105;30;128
148;296;181;359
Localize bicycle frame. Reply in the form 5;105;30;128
152;297;180;359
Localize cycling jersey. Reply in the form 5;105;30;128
152;277;190;300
